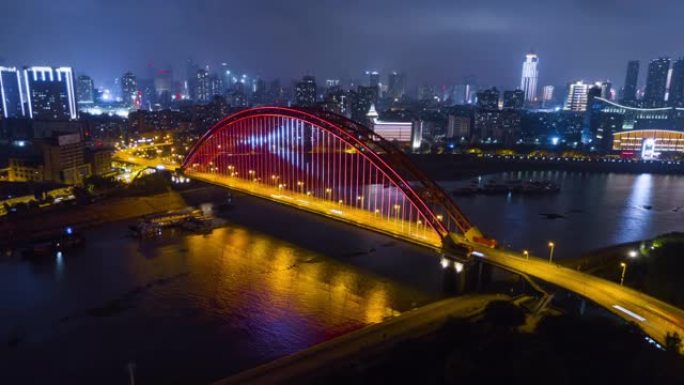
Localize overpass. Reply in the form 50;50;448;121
173;106;684;349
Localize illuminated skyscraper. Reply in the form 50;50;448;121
542;85;554;106
294;75;317;107
668;58;684;107
643;57;670;108
23;66;77;120
194;69;210;103
564;81;590;112
76;75;94;106
0;66;25;118
622;60;639;105
520;53;539;103
121;72;138;107
387;72;406;99
366;71;380;90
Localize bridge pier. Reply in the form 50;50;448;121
474;259;494;292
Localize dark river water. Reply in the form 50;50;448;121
447;171;684;259
2;171;684;384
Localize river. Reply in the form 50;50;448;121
2;171;684;384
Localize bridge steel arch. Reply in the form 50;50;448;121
181;107;490;248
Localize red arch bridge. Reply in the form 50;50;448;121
181;106;494;250
177;106;684;347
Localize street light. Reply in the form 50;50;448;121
619;262;627;286
523;250;529;260
548;242;555;263
628;250;638;258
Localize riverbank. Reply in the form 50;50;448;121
0;190;187;245
409;154;684;180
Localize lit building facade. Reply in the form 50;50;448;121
622;60;639;105
643;57;670;108
0;66;25;118
121;72;138;107
564;81;590;112
542;85;554;107
294;75;317;107
23;66;77;120
613;130;684;158
520;53;539;102
76;74;94;106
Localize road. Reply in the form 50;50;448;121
467;243;684;351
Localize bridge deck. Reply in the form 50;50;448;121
186;171;443;248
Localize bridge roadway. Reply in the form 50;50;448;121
117;154;684;350
461;238;684;350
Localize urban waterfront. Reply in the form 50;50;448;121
2;171;683;384
449;171;684;259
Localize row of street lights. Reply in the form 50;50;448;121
522;243;640;287
521;241;555;262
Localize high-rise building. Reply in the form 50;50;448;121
643;57;670;108
194;69;210;103
0;66;25;118
622;60;639;105
503;89;525;109
387;72;406;99
23;66;77;120
76;75;94;106
542;85;555;107
520;53;539;103
476;87;500;109
121;72;138;108
294;75;317;106
350;86;377;124
209;74;223;99
451;84;472;105
564;81;590;112
220;62;232;93
668;58;684;107
366;71;380;90
154;68;173;102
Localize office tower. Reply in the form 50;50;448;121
668;58;684;107
503;89;525;109
643;57;670;108
220;62;233;93
23;66;77;120
76;75;94;106
622;60;639;105
520;53;539;102
194;69;210;103
563;81;590;112
0;66;25;118
294;75;317;106
154;68;173;99
451;84;471;105
366;71;380;90
350;86;376;124
121;72;138;107
542;85;554;106
476;87;500;109
209;74;223;98
387;72;406;99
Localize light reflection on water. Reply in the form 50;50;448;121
445;171;684;258
0;219;431;385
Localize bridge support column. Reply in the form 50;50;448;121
474;260;494;292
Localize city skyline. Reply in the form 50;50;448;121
3;0;684;90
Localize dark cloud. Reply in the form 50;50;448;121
0;0;682;89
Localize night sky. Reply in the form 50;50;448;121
1;0;681;89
